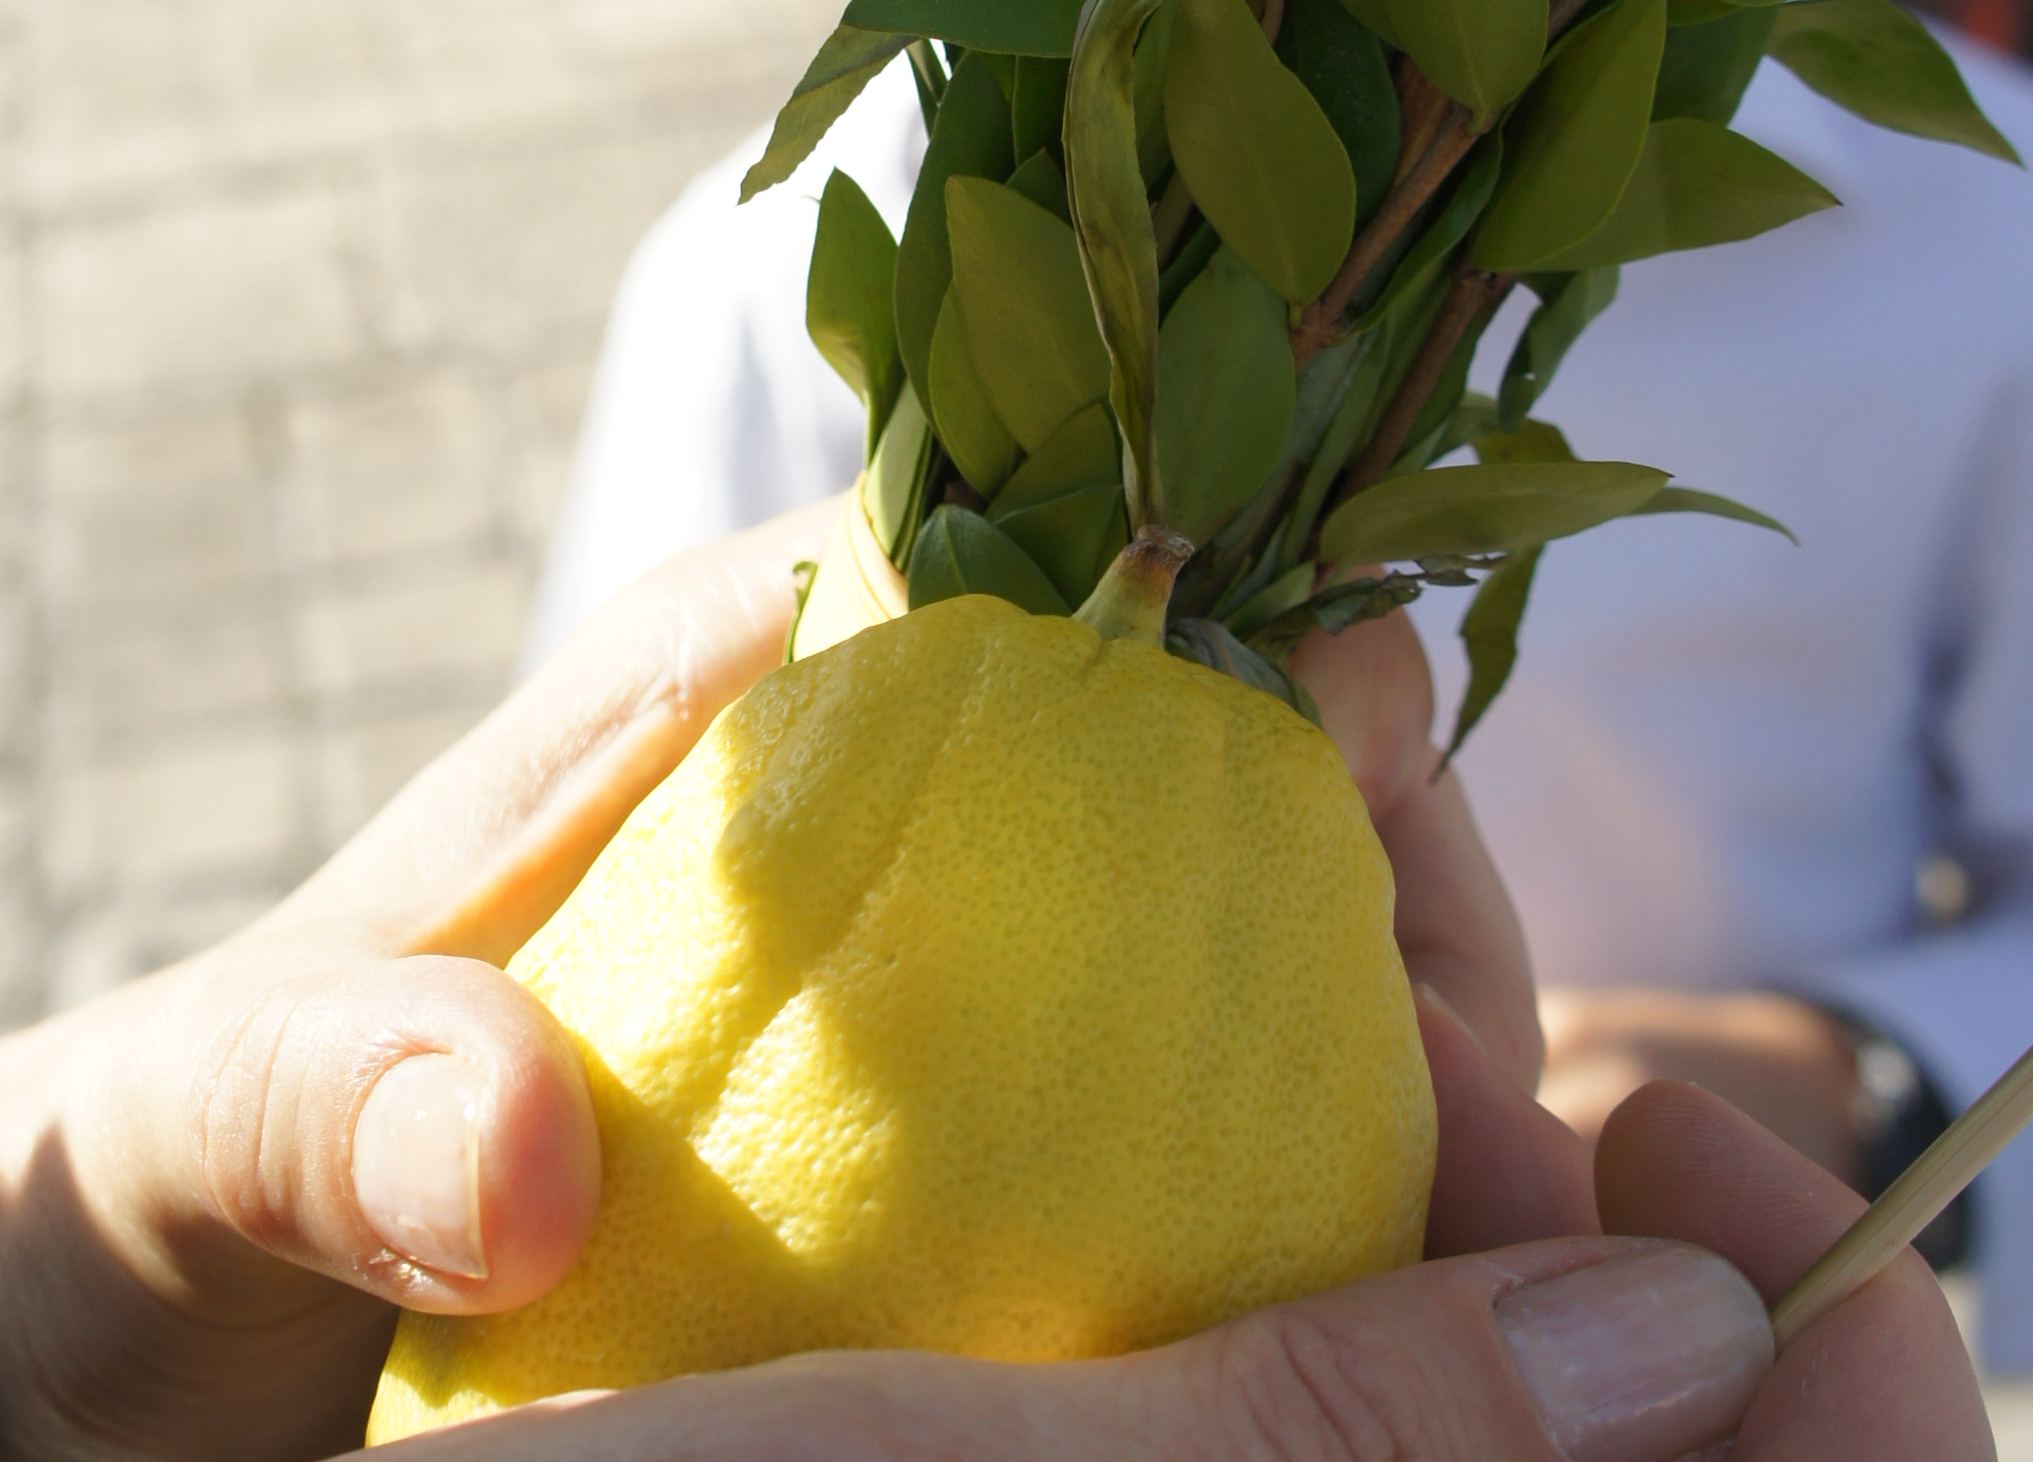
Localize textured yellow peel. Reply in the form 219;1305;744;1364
369;595;1435;1442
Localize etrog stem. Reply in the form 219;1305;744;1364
1075;526;1194;645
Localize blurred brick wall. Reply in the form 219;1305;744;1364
0;0;840;1026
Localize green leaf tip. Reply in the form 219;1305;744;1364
741;27;912;204
1770;0;2023;166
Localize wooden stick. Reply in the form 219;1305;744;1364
1772;1041;2033;1349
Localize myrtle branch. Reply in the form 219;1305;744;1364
1294;270;1514;563
1392;61;1453;189
1333;266;1516;504
1289;0;1594;371
1292;116;1476;369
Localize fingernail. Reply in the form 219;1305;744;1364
1498;1245;1772;1462
352;1053;489;1280
1414;981;1485;1054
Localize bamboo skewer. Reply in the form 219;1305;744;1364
1773;1042;2033;1349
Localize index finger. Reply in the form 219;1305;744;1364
1596;1082;1990;1461
269;500;835;966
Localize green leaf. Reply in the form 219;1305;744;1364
1476;415;1796;541
1533;117;1839;270
946;176;1112;451
1631;485;1797;541
1474;414;1579;464
842;0;1088;56
1667;0;1774;23
895;55;1014;416
1246;571;1426;660
807;171;905;458
1495;267;1620;431
1013;57;1073;160
1769;0;2021;165
782;560;820;666
978;51;1019;99
1276;0;1400;228
990;483;1131;604
1006;148;1072;221
1226;563;1318;636
1442;545;1544;767
1394;323;1485;473
1653;5;1777;125
1154;250;1299;544
1360;0;1548;122
1133;2;1179;185
1473;0;1669;272
1359;137;1503;328
1321;460;1672;564
908;40;946;129
863;388;936;563
1280;321;1402;570
928;289;1020;492
995;403;1123;510
1067;0;1174;525
1334;0;1401;48
1163;0;1357;303
1157;218;1222;314
741;27;913;203
1168;618;1319;721
906;505;1072;613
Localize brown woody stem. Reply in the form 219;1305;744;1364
1393;62;1452;188
1330;268;1514;506
1292;118;1478;369
1290;0;1594;372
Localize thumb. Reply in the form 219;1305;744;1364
156;952;600;1314
1156;1237;1774;1462
357;1238;1778;1462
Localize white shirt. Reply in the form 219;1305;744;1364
526;42;2033;1369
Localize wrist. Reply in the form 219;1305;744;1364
1814;1003;1970;1269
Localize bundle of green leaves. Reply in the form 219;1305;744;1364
747;0;2017;751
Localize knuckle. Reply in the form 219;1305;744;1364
1203;1306;1448;1462
190;981;307;1249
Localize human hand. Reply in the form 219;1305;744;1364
0;503;1534;1459
355;1014;1988;1462
0;506;838;1459
1540;988;1865;1185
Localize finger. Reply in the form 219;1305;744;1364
1595;1081;1990;1461
1289;607;1434;816
277;499;836;966
1382;758;1541;1092
361;1236;1770;1462
114;949;600;1316
1292;614;1542;1092
1419;991;1597;1259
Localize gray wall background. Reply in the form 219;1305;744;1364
0;0;837;1026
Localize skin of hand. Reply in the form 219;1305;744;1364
354;1068;1992;1462
0;500;1538;1460
1538;987;1867;1187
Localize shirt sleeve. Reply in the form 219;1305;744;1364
1781;361;2033;1372
520;65;922;667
